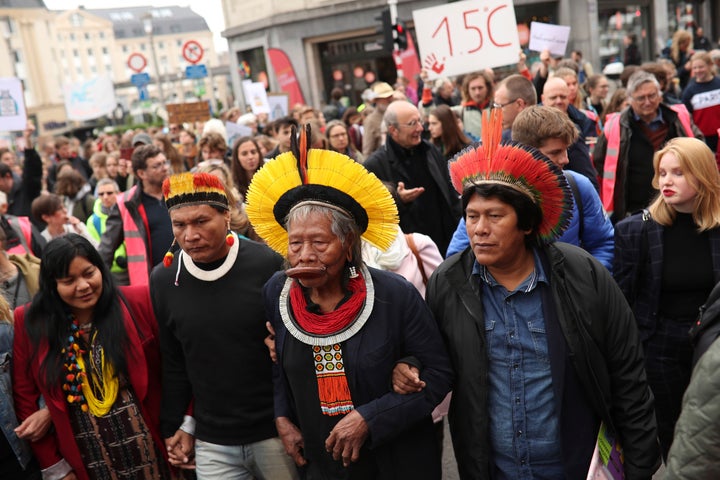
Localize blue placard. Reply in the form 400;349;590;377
131;73;151;86
138;85;149;101
185;64;208;79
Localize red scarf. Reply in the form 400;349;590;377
462;99;490;109
289;274;366;335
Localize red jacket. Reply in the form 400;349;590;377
12;285;167;480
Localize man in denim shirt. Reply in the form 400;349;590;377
396;116;661;479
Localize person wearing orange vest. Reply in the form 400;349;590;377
98;145;172;286
594;70;703;223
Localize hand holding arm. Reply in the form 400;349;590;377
392;363;425;394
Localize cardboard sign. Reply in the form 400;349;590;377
166;101;211;125
413;0;520;80
528;21;571;57
0;77;27;132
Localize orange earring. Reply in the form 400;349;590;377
226;229;234;246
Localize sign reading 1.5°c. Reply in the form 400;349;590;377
412;0;520;80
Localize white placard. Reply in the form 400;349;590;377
528;21;571;57
267;93;289;121
225;121;253;149
242;80;270;115
0;77;27;132
413;0;520;80
63;76;116;121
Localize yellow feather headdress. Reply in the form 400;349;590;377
245;126;398;256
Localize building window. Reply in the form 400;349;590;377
122;45;128;53
91;65;97;73
102;47;108;55
158;41;164;49
87;48;93;56
176;39;182;47
69;33;75;41
99;32;105;39
140;43;146;51
85;33;91;40
73;49;79;58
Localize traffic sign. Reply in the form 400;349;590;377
130;72;151;86
138;85;149;101
185;64;208;79
127;53;147;73
182;40;204;64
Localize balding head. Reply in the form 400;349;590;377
542;77;570;113
385;101;424;149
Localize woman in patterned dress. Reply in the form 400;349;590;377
12;234;176;480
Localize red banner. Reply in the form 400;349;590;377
267;48;306;108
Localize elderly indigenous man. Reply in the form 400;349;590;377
99;145;173;285
245;127;453;479
151;172;298;479
399;110;660;479
594;70;703;223
364;101;462;255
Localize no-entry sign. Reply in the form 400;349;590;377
127;53;147;73
182;40;204;64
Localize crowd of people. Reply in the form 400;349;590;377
1;27;720;480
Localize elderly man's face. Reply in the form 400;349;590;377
542;81;570;113
389;104;424;149
171;204;231;264
465;194;531;271
629;81;662;123
287;210;351;290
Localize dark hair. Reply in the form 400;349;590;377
231;136;265;199
25;234;128;389
154;133;184;174
0;162;11;178
131;144;163;175
31;193;63;222
429;105;471;159
54;168;86;197
462;183;541;247
274;116;299;130
341;107;360;126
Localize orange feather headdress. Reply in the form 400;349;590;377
449;109;573;243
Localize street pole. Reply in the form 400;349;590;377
143;14;166;121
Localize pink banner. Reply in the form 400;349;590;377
267;48;306;108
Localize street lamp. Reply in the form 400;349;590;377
142;13;166;119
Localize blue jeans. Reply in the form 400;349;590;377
195;437;299;480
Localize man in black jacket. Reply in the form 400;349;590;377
364;101;461;254
395;137;660;479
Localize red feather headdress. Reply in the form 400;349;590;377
448;109;573;243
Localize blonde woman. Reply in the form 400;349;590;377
614;137;720;460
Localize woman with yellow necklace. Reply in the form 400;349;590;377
12;234;175;480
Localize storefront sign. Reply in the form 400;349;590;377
528;22;571;57
413;0;519;80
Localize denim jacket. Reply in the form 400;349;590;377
0;321;33;469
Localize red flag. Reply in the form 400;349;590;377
267;48;306;107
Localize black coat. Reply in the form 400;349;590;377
427;244;660;480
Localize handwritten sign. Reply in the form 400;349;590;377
0;77;26;132
413;0;519;80
63;76;116;121
528;22;571;57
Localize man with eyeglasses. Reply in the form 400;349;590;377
364;101;461;254
98;145;173;285
594;70;703;223
492;74;537;142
